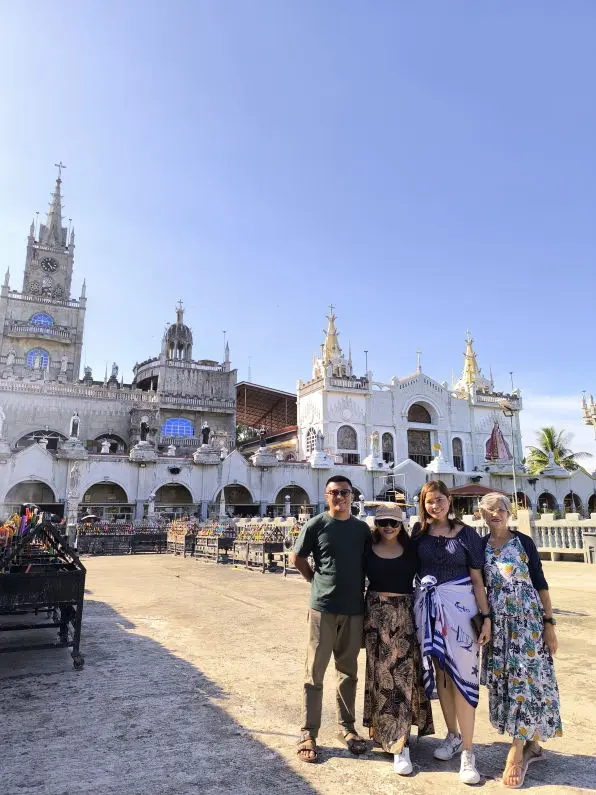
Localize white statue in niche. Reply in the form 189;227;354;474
6;348;15;367
69;411;80;438
33;351;42;370
100;439;111;454
68;461;81;497
60;354;68;374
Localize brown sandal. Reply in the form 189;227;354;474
502;760;527;789
338;730;368;755
297;733;318;763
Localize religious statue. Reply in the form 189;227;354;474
100;439;111;454
201;422;210;445
0;405;5;439
111;362;119;380
258;427;266;446
6;348;15;367
370;430;380;456
69;411;80;438
38;435;49;449
83;365;92;381
68;462;81;498
140;417;149;441
315;430;325;452
33;351;42;370
60;354;68;374
547;451;556;467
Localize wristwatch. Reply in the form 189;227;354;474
480;613;491;621
543;616;557;625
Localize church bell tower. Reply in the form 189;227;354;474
0;164;86;382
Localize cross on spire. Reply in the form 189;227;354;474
54;161;66;180
416;349;422;373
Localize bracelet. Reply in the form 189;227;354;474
479;613;491;621
543;616;557;626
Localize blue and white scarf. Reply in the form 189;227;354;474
413;574;480;707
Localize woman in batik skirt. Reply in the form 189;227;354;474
363;503;433;776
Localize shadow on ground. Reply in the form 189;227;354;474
0;599;318;795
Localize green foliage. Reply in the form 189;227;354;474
526;426;592;475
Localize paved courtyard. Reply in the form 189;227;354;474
0;555;594;795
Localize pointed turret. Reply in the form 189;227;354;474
3;268;9;287
80;279;86;299
322;305;342;364
69;226;75;247
29;218;35;239
40;176;67;247
454;331;492;395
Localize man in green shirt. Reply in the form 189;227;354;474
290;475;371;763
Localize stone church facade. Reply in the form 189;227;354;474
0;173;593;525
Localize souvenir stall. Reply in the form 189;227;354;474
0;509;85;670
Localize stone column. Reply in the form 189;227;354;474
259;500;267;517
200;500;208;521
135;499;144;520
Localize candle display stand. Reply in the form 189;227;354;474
76;523;167;555
0;514;86;670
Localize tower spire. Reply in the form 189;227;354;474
322;304;342;363
462;330;480;386
40;163;67;247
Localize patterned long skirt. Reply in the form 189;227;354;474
363;592;434;753
481;537;563;741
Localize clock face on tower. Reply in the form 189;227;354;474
40;257;58;273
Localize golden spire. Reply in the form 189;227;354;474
322;304;342;363
462;330;480;386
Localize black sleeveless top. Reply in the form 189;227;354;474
365;545;417;594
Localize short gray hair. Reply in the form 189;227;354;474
478;493;512;517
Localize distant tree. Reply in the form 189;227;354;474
236;424;255;444
526;426;592;475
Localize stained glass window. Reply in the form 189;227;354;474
161;417;194;437
337;425;357;450
31;313;54;327
26;348;49;368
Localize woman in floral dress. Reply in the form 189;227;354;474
479;493;562;788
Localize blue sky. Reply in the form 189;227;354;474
1;1;594;460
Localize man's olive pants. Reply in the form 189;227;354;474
301;608;363;739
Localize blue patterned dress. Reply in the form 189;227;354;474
481;536;563;741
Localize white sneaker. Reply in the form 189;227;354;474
433;732;463;760
393;746;413;775
460;750;481;785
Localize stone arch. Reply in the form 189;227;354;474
514;491;531;510
404;396;441;424
452;437;464;471
588;494;596;514
3;479;57;505
15;429;67;452
91;433;128;454
337;425;357;450
154;483;193;505
382;432;394;464
213;482;255;505
81;482;130;504
537;492;557;513
274;485;312;506
563;492;582;514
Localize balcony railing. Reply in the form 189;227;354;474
7;290;83;308
159;394;235;411
4;321;72;342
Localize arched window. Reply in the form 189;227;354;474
382;432;394;464
452;437;464;471
26;348;49;368
407;403;432;423
30;312;54;327
306;428;316;455
337;425;359;464
161;417;194;437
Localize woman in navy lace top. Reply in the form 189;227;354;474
412;480;491;785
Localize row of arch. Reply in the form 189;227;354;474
1;479;334;508
15;431;128;454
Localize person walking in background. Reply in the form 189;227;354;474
479;493;562;789
412;480;491;785
291;475;371;763
363;503;434;775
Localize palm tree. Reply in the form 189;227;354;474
526;426;592;475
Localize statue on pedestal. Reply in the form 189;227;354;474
60;355;68;374
6;348;15;368
111;362;119;380
140;417;149;441
316;430;325;452
33;351;42;370
69;411;80;438
258;427;266;447
100;439;111;454
68;462;81;498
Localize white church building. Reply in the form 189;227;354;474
0;172;594;525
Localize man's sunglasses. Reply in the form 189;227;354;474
376;519;400;528
326;489;352;498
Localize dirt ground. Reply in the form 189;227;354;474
0;555;594;795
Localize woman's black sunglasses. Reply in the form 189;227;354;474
376;519;400;528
